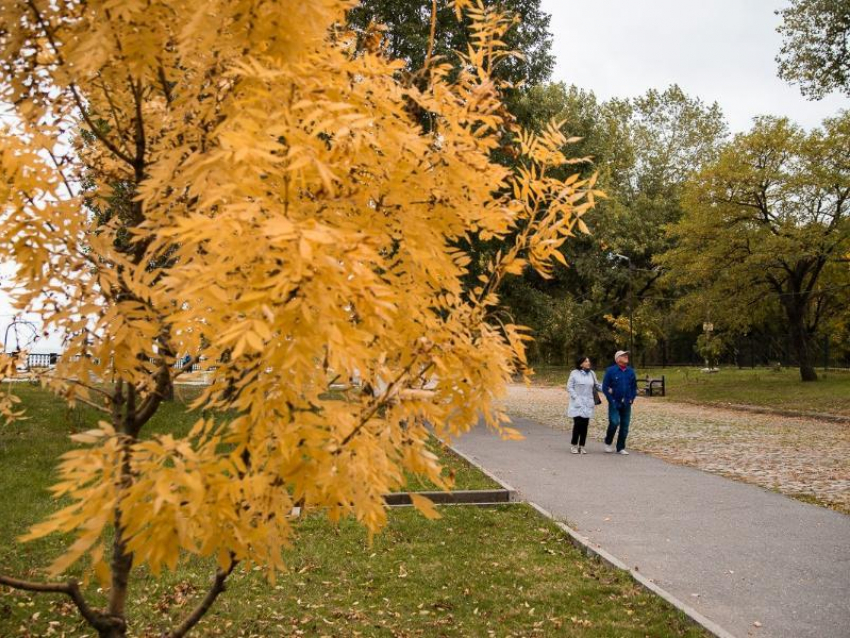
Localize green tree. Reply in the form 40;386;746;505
501;85;728;366
776;0;850;99
346;2;558;328
348;0;554;88
660;115;850;381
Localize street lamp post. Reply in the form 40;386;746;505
702;321;714;370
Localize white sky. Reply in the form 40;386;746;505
542;0;850;132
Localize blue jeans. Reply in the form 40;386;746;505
605;402;632;452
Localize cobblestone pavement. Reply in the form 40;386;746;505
499;384;850;515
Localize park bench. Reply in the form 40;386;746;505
638;375;666;397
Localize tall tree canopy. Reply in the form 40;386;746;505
348;0;554;88
0;1;595;635
660;114;850;381
776;0;850;99
501;84;728;364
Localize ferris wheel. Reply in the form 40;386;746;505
2;317;39;354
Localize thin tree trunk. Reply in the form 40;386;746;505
106;383;135;635
105;525;132;636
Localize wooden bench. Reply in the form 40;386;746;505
639;375;666;397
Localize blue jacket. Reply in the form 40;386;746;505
602;364;637;405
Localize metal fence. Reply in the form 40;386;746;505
9;353;210;372
26;353;59;368
531;332;850;370
633;333;849;370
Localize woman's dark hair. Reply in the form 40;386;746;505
575;356;591;370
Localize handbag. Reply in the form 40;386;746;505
591;371;602;405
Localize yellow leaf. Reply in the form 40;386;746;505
501;427;525;441
410;494;441;520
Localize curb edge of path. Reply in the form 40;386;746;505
449;443;738;638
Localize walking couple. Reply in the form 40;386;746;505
567;350;637;455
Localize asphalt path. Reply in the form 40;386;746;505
453;416;850;638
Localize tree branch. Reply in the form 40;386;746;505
134;358;175;430
339;359;435;449
71;394;111;415
0;575;115;632
424;0;438;69
173;355;200;378
24;0;135;166
46;149;77;200
53;375;114;399
164;561;237;638
124;381;136;435
131;77;146;179
635;269;664;298
95;73;131;151
157;63;173;105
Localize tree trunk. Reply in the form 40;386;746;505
787;312;818;382
107;532;132;626
107;398;134;636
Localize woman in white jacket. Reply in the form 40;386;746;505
567;356;602;454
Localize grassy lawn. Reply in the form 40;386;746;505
529;366;850;416
0;386;706;637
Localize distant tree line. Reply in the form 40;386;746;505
351;0;850;381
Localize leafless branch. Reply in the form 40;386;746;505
71;394;111;415
52;375;114;399
164;561;237;638
0;574;116;632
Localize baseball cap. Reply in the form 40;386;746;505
614;350;630;360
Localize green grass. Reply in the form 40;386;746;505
529;366;850;416
0;386;706;637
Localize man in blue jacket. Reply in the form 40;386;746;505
601;350;638;455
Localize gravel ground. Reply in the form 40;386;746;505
498;384;850;515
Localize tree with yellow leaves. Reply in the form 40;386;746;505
0;1;597;635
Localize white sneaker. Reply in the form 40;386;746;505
580;446;588;455
617;449;630;455
604;444;614;453
570;446;579;454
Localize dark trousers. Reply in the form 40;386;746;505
604;402;632;452
571;416;589;446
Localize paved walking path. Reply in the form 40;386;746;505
453;416;850;638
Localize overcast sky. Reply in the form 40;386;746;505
541;0;849;132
